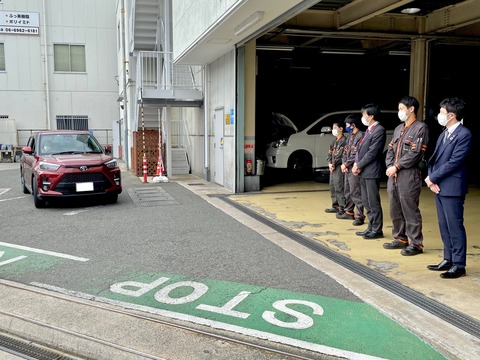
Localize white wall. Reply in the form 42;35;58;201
0;0;118;144
172;0;240;61
208;51;236;191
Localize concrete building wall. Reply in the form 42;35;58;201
172;0;239;61
208;50;236;191
0;0;118;145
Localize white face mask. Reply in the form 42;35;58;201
398;110;408;122
332;129;338;137
437;113;449;126
361;116;369;126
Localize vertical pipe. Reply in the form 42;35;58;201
121;0;129;168
42;0;51;130
203;65;210;181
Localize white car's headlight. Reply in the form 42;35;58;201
105;159;118;169
273;139;288;148
39;161;61;171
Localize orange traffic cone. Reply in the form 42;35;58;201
155;155;165;176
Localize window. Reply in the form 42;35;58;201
56;115;89;130
0;43;5;71
54;44;86;72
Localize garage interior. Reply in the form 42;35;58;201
253;0;480;184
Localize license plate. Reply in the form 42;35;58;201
76;182;94;192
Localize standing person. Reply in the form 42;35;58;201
324;120;347;214
352;104;386;239
339;114;365;225
425;97;472;279
383;96;429;256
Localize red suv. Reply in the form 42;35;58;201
20;130;122;208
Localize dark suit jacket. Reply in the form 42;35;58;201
428;123;472;196
356;122;387;179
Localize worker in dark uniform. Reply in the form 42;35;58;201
339;114;365;225
325;120;348;215
383;96;429;256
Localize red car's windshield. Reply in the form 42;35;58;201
39;134;103;155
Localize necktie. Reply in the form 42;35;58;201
443;130;448;144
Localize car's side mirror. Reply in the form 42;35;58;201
22;146;33;154
104;145;112;155
321;126;332;133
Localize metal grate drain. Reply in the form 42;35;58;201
221;196;480;340
0;333;75;360
128;187;180;207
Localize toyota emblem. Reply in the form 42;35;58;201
80;166;88;171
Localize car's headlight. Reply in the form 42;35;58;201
39;161;61;171
105;159;118;169
273;139;288;148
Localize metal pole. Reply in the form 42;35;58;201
121;0;129;168
141;93;148;182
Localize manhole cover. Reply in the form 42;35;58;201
128;187;180;207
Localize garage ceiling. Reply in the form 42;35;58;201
176;0;480;64
256;0;480;55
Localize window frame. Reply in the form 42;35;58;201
0;43;5;71
56;115;89;130
53;44;86;73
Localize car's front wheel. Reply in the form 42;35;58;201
32;177;46;208
20;169;29;194
287;152;312;180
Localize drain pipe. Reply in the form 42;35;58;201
42;0;51;130
121;0;129;168
203;65;210;181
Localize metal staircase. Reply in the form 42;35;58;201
130;0;203;175
170;148;190;175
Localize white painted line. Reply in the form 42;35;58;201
31;283;386;360
0;188;11;196
0;196;29;202
0;242;89;262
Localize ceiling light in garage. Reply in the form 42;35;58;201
321;49;365;55
234;11;264;36
401;8;421;14
256;45;294;51
388;50;410;56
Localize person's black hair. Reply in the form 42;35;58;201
333;119;345;130
440;97;465;120
361;103;381;117
345;114;360;126
399;96;420;115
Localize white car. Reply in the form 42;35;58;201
265;110;398;177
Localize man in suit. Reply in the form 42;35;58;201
424;97;472;279
352;104;387;239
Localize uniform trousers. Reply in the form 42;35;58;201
344;170;364;218
387;169;423;245
329;166;346;209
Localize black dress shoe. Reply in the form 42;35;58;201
427;260;452;271
355;229;371;236
325;207;339;213
440;266;466;279
363;231;384;239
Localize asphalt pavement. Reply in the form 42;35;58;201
0;160;479;359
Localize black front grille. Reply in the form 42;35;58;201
61;173;105;183
54;172;112;195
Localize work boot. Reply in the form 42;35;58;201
383;239;408;249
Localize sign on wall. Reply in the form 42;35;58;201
0;10;40;35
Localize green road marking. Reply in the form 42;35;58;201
90;272;445;360
0;243;88;276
